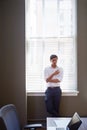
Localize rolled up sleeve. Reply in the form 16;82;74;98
57;67;63;82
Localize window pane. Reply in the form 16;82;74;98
58;0;73;37
26;38;77;92
26;39;45;92
44;0;58;37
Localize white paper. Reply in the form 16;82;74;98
54;118;70;128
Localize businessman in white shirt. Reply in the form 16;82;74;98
44;54;63;117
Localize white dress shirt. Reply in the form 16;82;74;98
44;66;63;88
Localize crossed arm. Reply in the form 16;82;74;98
46;70;60;83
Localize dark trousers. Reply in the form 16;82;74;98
45;87;62;117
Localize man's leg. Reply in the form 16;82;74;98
53;87;62;117
45;88;54;116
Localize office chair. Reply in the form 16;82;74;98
0;104;42;130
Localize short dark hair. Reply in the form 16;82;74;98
50;54;58;60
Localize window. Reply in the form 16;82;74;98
25;0;77;93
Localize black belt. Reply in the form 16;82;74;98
48;86;60;89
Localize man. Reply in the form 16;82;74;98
44;54;63;117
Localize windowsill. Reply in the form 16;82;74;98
27;90;79;96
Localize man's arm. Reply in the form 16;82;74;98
47;78;60;83
46;70;60;83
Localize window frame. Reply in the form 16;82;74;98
27;90;79;96
25;0;78;96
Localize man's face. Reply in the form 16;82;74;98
50;57;58;66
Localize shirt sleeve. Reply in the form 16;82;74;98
44;67;49;81
57;67;63;82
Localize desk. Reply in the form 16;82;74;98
47;117;87;130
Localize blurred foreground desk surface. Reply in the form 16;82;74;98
47;117;87;130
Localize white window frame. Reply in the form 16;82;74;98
25;0;78;96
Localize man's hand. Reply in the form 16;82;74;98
53;70;60;76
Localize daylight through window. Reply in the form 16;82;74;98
25;0;77;92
